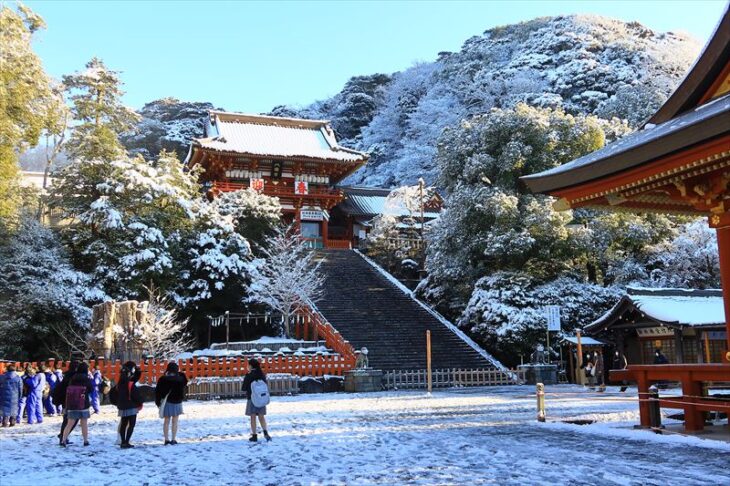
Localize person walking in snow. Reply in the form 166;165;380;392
53;362;64;413
60;362;94;447
89;365;102;414
155;362;188;445
582;355;595;389
54;361;79;445
612;351;628;392
16;365;31;423
242;358;271;442
42;364;59;416
116;361;143;449
594;351;605;392
0;364;23;427
22;366;45;424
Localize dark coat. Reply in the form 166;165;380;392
0;371;23;416
242;368;266;399
654;352;669;365
116;378;143;410
155;373;188;406
52;370;73;407
67;373;94;410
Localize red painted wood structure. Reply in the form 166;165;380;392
0;307;357;381
523;6;730;431
186;111;368;249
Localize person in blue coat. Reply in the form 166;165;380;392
42;364;59;416
89;366;102;414
16;365;30;423
23;367;45;424
53;363;64;414
0;364;23;427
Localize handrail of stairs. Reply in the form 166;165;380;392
353;249;519;383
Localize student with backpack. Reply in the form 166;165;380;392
53;361;78;445
60;362;94;447
154;362;188;445
115;361;143;449
242;358;271;442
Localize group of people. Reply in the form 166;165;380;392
0;362;107;427
0;357;271;447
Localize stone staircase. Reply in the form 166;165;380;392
314;250;509;374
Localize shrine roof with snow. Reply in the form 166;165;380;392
586;288;726;333
190;111;369;163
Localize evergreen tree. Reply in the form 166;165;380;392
62;57;139;161
0;3;61;222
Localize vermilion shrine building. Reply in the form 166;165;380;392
186;111;369;248
524;6;730;431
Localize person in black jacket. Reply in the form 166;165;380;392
155;362;188;445
116;361;143;449
54;360;78;445
60;362;94;447
242;358;270;442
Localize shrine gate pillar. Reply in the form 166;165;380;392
714;217;730;363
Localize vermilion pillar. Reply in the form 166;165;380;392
716;224;730;363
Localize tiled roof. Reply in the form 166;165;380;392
193;111;368;163
338;186;440;218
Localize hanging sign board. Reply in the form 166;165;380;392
250;178;265;193
300;209;325;221
295;181;309;195
545;306;561;331
636;327;674;338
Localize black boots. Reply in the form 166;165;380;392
263;430;271;441
249;434;258;442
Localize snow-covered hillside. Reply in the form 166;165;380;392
121;97;219;161
122;15;699;186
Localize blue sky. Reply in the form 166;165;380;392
25;0;728;114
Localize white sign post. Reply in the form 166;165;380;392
546;306;561;332
544;306;561;363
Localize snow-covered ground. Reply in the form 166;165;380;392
1;385;728;486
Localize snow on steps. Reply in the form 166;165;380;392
355;250;516;381
314;249;517;382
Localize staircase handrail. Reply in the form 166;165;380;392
353;249;517;382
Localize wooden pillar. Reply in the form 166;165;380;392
636;370;651;428
716;225;730;363
674;328;684;364
322;217;329;248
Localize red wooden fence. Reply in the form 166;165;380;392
0;307;357;382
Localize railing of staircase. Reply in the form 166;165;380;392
294;306;357;366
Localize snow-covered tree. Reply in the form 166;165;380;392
247;227;324;337
62;57;139;162
136;289;194;359
458;272;621;366
49;151;199;297
0;215;103;360
645;220;720;289
211;188;282;252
